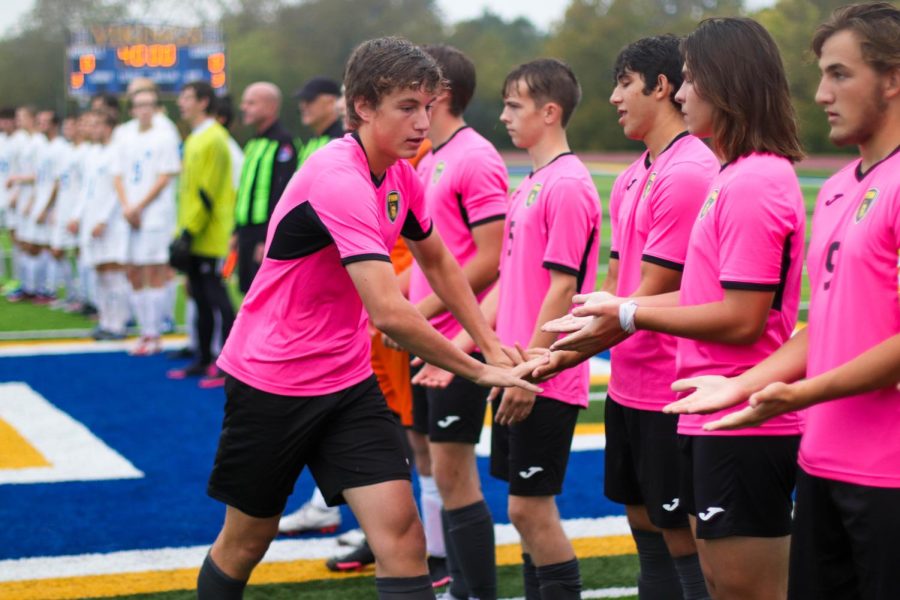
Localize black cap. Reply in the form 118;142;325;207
293;76;341;102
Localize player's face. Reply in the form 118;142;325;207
177;88;204;124
62;118;77;141
364;86;433;160
610;69;656;141
500;79;543;150
674;64;714;138
15;108;34;131
36;112;54;135
815;29;889;148
0;118;12;135
131;91;157;128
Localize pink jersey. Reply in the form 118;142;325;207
496;153;601;407
801;148;900;488
408;127;508;338
676;152;805;436
218;133;432;396
608;133;717;411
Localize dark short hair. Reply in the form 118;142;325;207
91;93;119;113
681;17;804;163
503;58;582;127
93;110;118;130
214;94;235;128
421;44;476;116
812;2;900;73
343;36;446;130
39;110;61;126
0;107;15;120
614;35;684;110
182;81;217;115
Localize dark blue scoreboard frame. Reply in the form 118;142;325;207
66;23;226;97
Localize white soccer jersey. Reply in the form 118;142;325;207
53;143;87;232
80;142;120;233
32;136;68;219
114;124;180;231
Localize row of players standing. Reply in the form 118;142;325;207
197;3;900;600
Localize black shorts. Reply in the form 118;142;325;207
411;353;489;444
604;395;688;529
207;374;411;518
679;434;799;539
489;396;580;496
236;225;266;294
789;469;900;600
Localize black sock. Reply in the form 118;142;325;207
376;575;435;599
441;508;469;599
631;529;682;600
196;552;246;600
536;558;581;600
522;553;542;600
673;553;711;600
445;500;497;600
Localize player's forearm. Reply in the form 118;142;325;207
529;274;578;350
113;176;129;210
414;251;499;321
634;298;765;344
421;250;502;357
599;258;619;294
138;174;173;210
790;331;900;405
723;327;809;395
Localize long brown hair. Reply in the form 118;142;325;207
681;18;804;163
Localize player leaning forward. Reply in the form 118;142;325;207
196;37;539;600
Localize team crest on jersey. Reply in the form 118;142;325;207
854;188;878;223
432;161;446;184
699;189;720;219
386;190;401;223
276;144;294;162
641;172;658;200
526;183;543;207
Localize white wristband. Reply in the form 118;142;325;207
618;300;639;334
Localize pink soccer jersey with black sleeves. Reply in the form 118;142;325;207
676;152;805;436
408;127;508;339
801;148;900;488
496;153;601;407
217;133;432;397
608;133;717;411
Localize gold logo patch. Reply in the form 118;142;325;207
855;188;878;223
699;189;720;220
526;183;543;207
641;172;658;200
432;161;446;185
387;190;400;223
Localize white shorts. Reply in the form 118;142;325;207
50;222;77;251
128;228;172;266
20;218;51;246
88;221;130;266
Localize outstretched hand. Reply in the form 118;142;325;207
703;381;805;431
664;375;749;415
411;362;454;389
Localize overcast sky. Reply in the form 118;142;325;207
0;0;777;37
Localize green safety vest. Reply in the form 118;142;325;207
297;134;332;169
234;138;281;227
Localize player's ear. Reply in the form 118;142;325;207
655;74;671;100
542;101;562;126
354;97;375;124
882;66;900;101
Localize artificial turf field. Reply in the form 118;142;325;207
0;168;827;598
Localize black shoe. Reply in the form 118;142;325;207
428;555;450;588
326;541;375;572
80;303;98;317
166;347;196;360
166;360;211;379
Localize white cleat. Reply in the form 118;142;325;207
278;502;341;535
336;527;366;547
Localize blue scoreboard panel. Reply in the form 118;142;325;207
67;23;226;97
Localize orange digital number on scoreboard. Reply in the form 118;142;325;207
116;44;177;68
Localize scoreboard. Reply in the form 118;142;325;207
67;23;226;97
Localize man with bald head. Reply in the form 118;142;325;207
234;82;297;292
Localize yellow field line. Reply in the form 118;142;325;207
0;536;636;599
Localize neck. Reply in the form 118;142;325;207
528;127;570;172
313;117;336;137
428;112;465;148
357;127;395;179
859;108;900;171
644;109;686;162
190;115;209;129
139;120;152;132
256;116;276;135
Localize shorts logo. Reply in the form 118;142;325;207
699;189;719;220
662;498;680;512
525;183;543;207
854;188;878;223
641;171;657;200
698;506;725;521
437;415;460;429
386;190;401;223
518;466;544;479
431;161;446;185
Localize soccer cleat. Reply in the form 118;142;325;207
5;289;31;303
198;367;226;389
92;328;125;341
166;361;212;380
278;502;342;535
129;337;162;356
166;347;195;360
428;555;450;588
32;293;55;305
337;528;367;547
325;540;375;572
